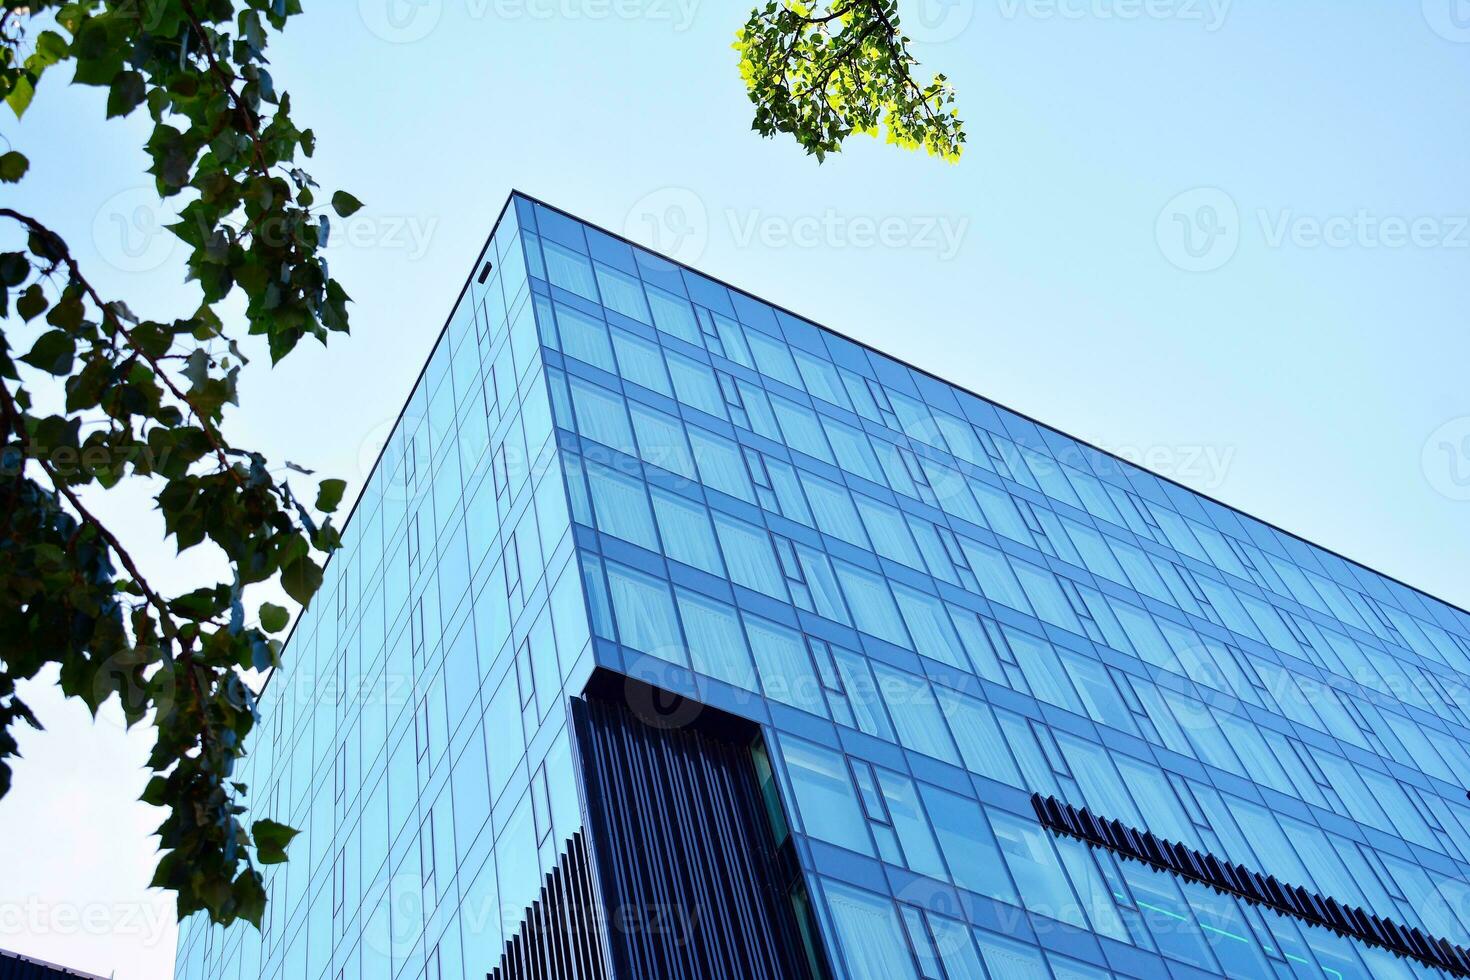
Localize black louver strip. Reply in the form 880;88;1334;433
0;949;106;980
487;830;612;980
1032;793;1470;977
570;690;821;980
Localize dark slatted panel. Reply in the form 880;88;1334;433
0;950;105;980
1032;793;1470;977
487;830;613;980
570;692;818;980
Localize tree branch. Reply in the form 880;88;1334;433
0;208;243;483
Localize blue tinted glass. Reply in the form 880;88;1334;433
605;561;683;662
822;880;919;980
593;262;651;323
540;239;598;300
649;487;724;575
675;588;757;690
780;737;873;857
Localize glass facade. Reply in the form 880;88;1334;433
176;193;1470;980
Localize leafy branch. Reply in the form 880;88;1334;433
736;0;966;162
0;0;358;927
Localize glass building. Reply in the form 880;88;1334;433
175;193;1470;980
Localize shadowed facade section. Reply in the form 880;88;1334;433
568;675;826;980
0;950;107;980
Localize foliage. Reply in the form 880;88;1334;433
736;0;966;162
0;0;352;927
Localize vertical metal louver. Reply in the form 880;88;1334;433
487;673;828;980
569;675;827;980
487;830;612;980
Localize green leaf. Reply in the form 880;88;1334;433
32;31;69;69
315;478;346;513
65;358;111;412
279;555;323;606
258;602;289;634
140;775;169;807
0;152;28;183
16;285;48;322
46;292;84;332
232;870;266;927
106;70;146;119
252;819;299;865
21;331;76;376
7;75;35;118
0;253;28;286
330;191;363;218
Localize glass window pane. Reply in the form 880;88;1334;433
594;262;651;323
650;488;724;575
541;239;598;300
586;461;659;551
822;881;919;980
780;738;873;856
675;588;757;690
605;561;684;663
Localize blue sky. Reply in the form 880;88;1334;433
3;1;1468;975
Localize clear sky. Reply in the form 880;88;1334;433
3;2;1469;976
